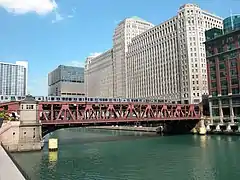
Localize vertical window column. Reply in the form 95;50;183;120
236;52;240;91
215;56;221;96
225;57;232;94
207;63;212;96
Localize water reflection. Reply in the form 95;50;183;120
12;129;240;180
48;151;58;170
199;135;207;148
48;151;58;163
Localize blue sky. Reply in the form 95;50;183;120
0;0;239;96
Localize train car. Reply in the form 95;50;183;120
0;95;167;104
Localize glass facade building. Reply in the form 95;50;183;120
0;61;28;96
205;24;240;123
223;15;240;33
48;65;85;96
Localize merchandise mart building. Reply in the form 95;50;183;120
205;15;240;123
127;3;223;104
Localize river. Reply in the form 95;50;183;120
12;128;240;180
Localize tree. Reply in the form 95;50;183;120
0;110;12;121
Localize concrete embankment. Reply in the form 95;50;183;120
87;126;158;133
0;145;27;180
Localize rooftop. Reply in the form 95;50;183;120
22;94;36;103
129;16;148;22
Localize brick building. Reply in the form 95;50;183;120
205;15;240;123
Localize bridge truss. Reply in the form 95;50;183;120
37;102;201;125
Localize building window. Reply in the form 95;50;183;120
212;91;218;96
221;89;228;95
26;105;34;109
232;88;239;94
232;78;238;85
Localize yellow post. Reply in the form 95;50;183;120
48;138;58;151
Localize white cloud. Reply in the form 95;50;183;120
68;61;85;67
51;11;63;23
0;0;57;15
67;15;74;18
89;52;102;57
114;19;122;25
0;0;76;23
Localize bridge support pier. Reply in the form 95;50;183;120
0;95;42;152
198;118;206;135
18;95;42;152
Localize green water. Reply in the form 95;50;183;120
12;128;240;180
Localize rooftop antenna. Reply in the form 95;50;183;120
230;9;234;30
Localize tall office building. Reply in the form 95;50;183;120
113;16;154;98
84;56;95;97
0;61;28;96
205;16;240;122
127;3;223;104
85;16;153;98
48;65;85;96
84;49;114;97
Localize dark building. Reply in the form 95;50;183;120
48;65;85;96
205;16;240;123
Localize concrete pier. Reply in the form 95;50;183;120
0;145;26;180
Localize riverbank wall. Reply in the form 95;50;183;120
0;144;29;180
87;126;158;133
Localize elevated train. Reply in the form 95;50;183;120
0;95;168;103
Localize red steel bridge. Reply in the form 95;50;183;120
0;101;202;134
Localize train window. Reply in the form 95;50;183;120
90;98;93;101
85;97;88;101
56;98;60;101
51;97;54;101
5;97;8;100
69;98;72;101
10;96;16;101
73;98;77;101
78;98;82;101
62;98;65;101
38;98;41;100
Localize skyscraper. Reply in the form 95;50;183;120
0;61;28;96
126;4;223;104
84;16;153;98
113;16;154;98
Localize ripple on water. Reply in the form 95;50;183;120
11;129;240;180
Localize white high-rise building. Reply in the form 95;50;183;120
126;4;223;104
113;16;154;98
84;16;153;98
84;49;114;97
0;61;28;96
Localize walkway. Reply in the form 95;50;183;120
0;145;26;180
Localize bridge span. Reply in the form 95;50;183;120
0;97;203;152
0;101;201;124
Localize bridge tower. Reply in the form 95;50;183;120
18;94;42;151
